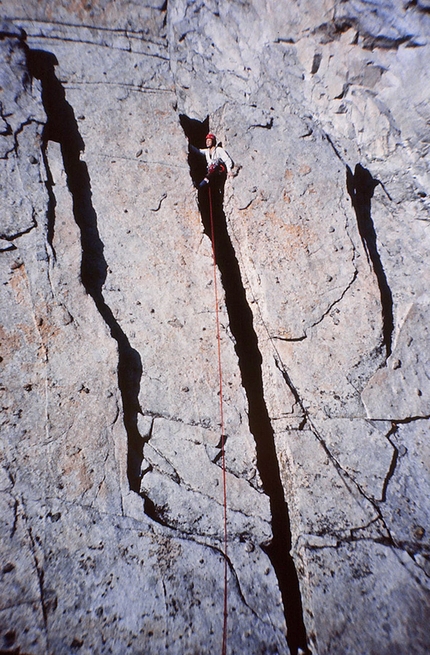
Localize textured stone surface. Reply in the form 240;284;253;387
362;302;430;419
1;2;430;654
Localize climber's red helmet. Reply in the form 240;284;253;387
206;133;216;146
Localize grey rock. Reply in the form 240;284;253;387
382;420;430;551
300;541;430;655
0;30;46;240
1;2;430;654
362;302;430;419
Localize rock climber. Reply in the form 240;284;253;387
189;133;234;190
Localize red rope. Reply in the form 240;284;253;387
208;186;228;655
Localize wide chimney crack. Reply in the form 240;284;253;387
180;115;311;655
27;47;144;494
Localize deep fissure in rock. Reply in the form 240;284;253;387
27;47;144;492
347;163;394;357
181;115;310;655
41;145;57;256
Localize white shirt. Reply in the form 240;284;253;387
191;144;233;173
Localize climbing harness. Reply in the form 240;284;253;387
208;159;227;177
208;186;228;655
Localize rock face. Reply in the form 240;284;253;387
1;2;429;654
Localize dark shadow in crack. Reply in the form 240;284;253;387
179;113;210;187
27;47;144;493
41;145;57;258
181;114;311;655
347;163;394;357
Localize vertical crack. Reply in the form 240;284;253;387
380;422;399;503
26;47;144;493
18;499;50;647
274;353;402;552
41;144;57;258
181;115;310;655
346;164;394;357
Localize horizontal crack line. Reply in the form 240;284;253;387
64;81;173;93
97;153;188;168
10;18;167;38
21;30;168;58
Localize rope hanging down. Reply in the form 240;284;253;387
208;187;228;655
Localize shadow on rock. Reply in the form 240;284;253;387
27;47;144;493
347;163;394;357
181;113;311;655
